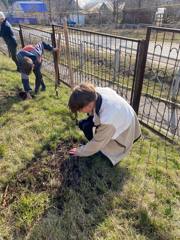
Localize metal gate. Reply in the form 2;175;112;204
52;24;144;106
139;26;180;143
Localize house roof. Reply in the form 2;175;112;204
13;1;47;12
87;2;103;12
85;1;125;13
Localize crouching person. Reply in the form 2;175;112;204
17;41;57;98
68;83;141;166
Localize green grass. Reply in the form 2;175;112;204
0;54;179;240
0;59;78;186
83;26;180;42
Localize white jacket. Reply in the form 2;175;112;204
76;87;141;165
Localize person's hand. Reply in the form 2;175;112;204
53;47;59;52
69;148;77;156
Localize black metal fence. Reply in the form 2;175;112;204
52;24;143;106
139;26;180;143
0;24;179;143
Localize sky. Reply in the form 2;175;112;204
78;0;96;7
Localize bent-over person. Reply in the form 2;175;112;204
68;83;141;166
17;41;57;98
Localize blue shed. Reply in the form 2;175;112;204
12;1;47;13
9;1;48;24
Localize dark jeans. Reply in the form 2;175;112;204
8;45;18;68
22;78;32;92
21;63;46;93
78;116;94;141
33;63;46;93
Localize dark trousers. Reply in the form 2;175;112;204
8;45;18;68
78;116;94;141
22;78;32;92
33;63;46;93
21;63;46;93
79;94;102;141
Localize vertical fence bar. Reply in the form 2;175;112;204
19;25;25;48
55;33;61;95
113;49;120;83
51;25;60;94
170;67;180;134
131;28;151;114
63;23;74;89
79;37;83;83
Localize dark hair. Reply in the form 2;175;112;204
21;57;33;75
68;83;96;113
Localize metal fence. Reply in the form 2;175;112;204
52;24;142;105
0;24;179;143
139;26;180;143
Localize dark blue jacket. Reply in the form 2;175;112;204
17;41;53;67
17;41;53;81
0;19;17;48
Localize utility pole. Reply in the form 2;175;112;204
138;0;142;8
112;0;116;23
76;0;79;24
48;0;52;23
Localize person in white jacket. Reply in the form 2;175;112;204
69;83;141;166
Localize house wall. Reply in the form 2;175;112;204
125;0;179;9
70;14;85;25
123;8;156;24
165;4;180;21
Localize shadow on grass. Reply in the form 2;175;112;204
1;135;177;240
0;67;17;73
46;153;172;240
2;139;129;239
117;196;172;240
0;91;22;116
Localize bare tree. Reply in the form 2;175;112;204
110;0;122;23
45;0;76;23
47;0;52;23
76;0;79;24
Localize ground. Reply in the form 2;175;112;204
0;54;179;240
28;24;180;42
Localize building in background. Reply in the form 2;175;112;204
84;1;125;24
8;1;48;24
44;0;79;24
155;7;166;26
125;0;179;9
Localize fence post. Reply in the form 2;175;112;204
113;49;120;83
79;42;84;82
170;66;180;134
19;25;25;48
51;24;60;93
63;22;74;89
131;28;151;114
